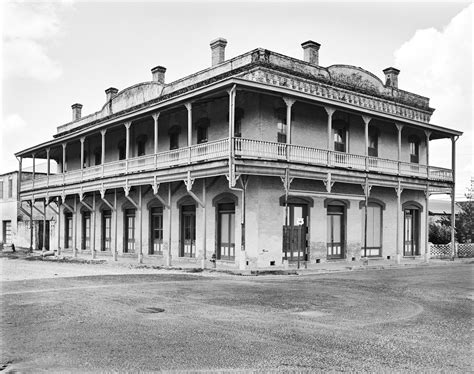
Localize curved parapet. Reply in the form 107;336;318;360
103;82;164;115
327;65;386;94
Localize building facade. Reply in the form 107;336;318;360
14;39;461;268
0;171;56;250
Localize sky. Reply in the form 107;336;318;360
1;0;472;199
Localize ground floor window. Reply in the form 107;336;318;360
150;206;163;255
404;209;420;256
124;209;136;253
101;210;112;251
217;203;235;260
180;205;196;257
362;203;382;257
327;205;345;259
65;212;72;249
81;211;91;250
2;220;12;245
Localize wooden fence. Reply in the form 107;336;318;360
430;243;474;259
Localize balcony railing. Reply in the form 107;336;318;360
20;138;453;192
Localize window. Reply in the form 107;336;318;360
94;147;101;166
368;127;378;157
81;211;91;250
275;107;287;143
333;119;348;153
217;203;235;260
180;204;196;257
118;140;126;160
234;107;244;137
169;126;181;150
0;180;3;199
150;206;163;255
8;179;13;198
137;135;147;157
196;118;209;144
409;136;419;163
124;209;136;253
101;210;112;251
363;203;382;257
65;212;73;249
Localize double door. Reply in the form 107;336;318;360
282;204;308;262
327;205;344;259
181;205;196;257
404;209;419;256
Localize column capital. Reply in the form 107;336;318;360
100;129;107;136
362;115;371;126
184;102;193;112
62;142;67;149
46;147;50;154
282;97;296;108
152;112;160;121
424;129;432;139
124;121;132;129
80;136;86;143
324;106;336;117
395;123;404;132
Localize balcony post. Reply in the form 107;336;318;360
450;136;458;259
124;121;131;172
29;200;33;252
18;157;22;198
425;130;431;178
362;116;371;171
91;192;96;260
424;187;430;263
100;129;106;177
42;200;47;253
138;185;143;264
395;123;404;174
324;106;335;166
80;137;85;178
185;103;192;163
57;198;61;256
153;112;160;167
73;195;78;258
32;154;36;189
396;182;402;265
227;85;236;185
283;97;295;161
46;148;50;187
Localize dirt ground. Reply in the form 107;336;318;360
1;255;473;373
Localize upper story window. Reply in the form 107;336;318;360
234;107;244;137
137;135;147;156
195;118;210;144
94;147;101;165
368;127;378;157
275;107;287;143
409;135;419;163
333;119;347;153
118;140;126;160
8;178;13;198
0;180;3;199
169;126;181;150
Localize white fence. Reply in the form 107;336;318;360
430;243;474;258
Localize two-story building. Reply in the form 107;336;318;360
14;38;461;269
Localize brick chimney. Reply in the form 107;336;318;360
210;37;227;66
383;67;400;88
105;87;119;102
301;40;321;65
151;66;166;84
71;103;83;121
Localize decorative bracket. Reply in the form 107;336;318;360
123;180;131;197
184;171;195;192
362;182;372;196
323;172;335;193
280;169;294;195
151;177;169;208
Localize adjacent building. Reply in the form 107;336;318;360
14;38;462;268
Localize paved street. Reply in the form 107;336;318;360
1;257;473;373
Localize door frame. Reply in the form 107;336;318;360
180;204;196;257
402;201;423;257
324;199;349;260
148;204;164;255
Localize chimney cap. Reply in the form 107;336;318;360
383;67;400;75
71;103;83;109
105;87;119;94
151;66;166;74
301;40;321;50
210;37;227;49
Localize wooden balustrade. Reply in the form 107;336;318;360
20;137;453;192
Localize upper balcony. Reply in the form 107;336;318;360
19;137;453;194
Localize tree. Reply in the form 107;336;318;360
429;222;451;244
438;188;473;243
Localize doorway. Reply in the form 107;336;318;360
282;204;308;262
327;205;345;259
404;209;420;256
38;220;50;250
217;203;235;260
180;205;196;257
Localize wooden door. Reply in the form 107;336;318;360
181;205;196;257
327;205;344;259
282;204;307;262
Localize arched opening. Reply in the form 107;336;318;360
123;205;136;253
81;207;91;250
148;203;163;255
360;198;385;257
195;118;210;144
177;196;196;257
100;205;112;252
325;199;348;259
403;201;423;256
213;193;238;261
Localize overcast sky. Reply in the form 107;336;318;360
1;0;472;198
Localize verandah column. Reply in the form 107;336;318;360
396;181;402;264
125;121;131;172
57;199;61;256
32;154;36;189
362;116;371;170
395;123;404;174
100;129;106;177
425;130;431;178
324;106;335;166
153;112;160;154
424;186;430;263
46;148;50;186
450;136;458;259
